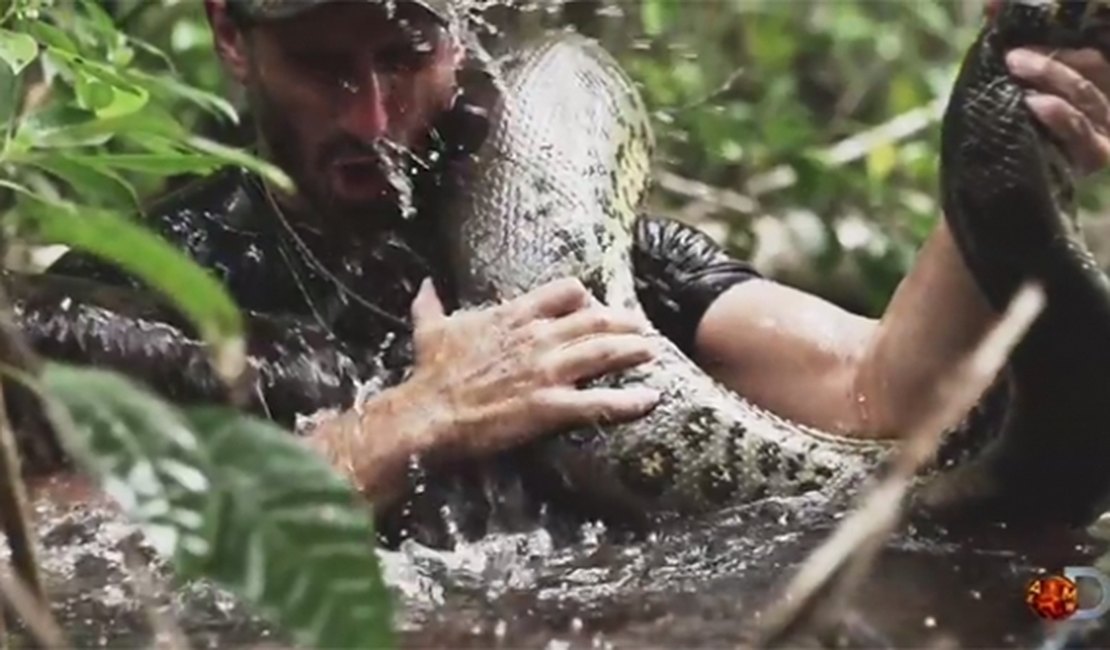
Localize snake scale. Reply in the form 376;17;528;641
439;0;1110;527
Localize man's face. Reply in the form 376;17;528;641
214;2;462;224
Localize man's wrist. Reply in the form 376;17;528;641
385;369;461;463
299;375;456;504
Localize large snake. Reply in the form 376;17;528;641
5;0;1110;537
438;0;1110;527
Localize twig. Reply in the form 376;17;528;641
746;282;1045;648
0;271;48;630
749;96;949;197
654;170;759;215
673;65;748;113
0;387;42;603
0;567;65;648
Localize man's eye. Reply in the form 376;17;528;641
295;53;352;78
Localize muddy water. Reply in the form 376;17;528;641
14;473;1109;649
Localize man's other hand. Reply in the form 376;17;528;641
407;277;660;461
985;0;1110;176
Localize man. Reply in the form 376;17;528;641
40;0;1110;525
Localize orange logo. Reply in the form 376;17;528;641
1026;574;1080;621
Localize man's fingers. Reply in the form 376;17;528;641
544;333;656;384
539;385;661;426
1048;48;1110;101
542;305;649;344
1026;93;1110;174
508;277;592;324
1006;48;1110;139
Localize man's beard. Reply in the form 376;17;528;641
248;85;416;235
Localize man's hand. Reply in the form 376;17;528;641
406;277;660;460
306;276;659;507
987;0;1110;176
1007;46;1110;176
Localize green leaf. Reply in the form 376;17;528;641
9;198;245;381
46;46;150;118
22;22;79;55
74;73;115;112
866;140;899;184
78;0;116;34
108;44;134;68
186;136;295;194
642;0;671;36
183;407;393;649
19;104;184;148
56;152;227;176
24;153;138;208
0;28;38;75
39;364;394;650
129;69;238;125
0;54;17;131
39;364;214;560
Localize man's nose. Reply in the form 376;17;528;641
338;70;389;141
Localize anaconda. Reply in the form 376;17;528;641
4;0;1110;535
440;0;1110;527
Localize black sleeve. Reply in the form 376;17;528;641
631;216;763;356
45;168;246;290
3;271;379;429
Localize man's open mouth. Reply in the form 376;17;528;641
329;157;388;200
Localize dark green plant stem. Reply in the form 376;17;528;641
0;283;48;628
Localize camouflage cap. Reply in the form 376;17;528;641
227;0;454;24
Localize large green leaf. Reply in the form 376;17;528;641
0;54;17;133
48;152;227;176
17;104;185;148
46;46;150;118
186;136;295;194
129;69;238;125
23;153;139;207
21;21;80;55
9;197;245;381
40;363;394;649
183;408;393;648
0;28;38;75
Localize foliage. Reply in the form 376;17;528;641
552;0;1110;314
0;0;395;646
0;0;295;377
573;0;972;313
40;363;394;650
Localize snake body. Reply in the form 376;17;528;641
441;1;1110;525
921;0;1110;522
2;1;1109;534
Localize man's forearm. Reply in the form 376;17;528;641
693;221;999;439
851;221;1000;437
304;378;451;510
